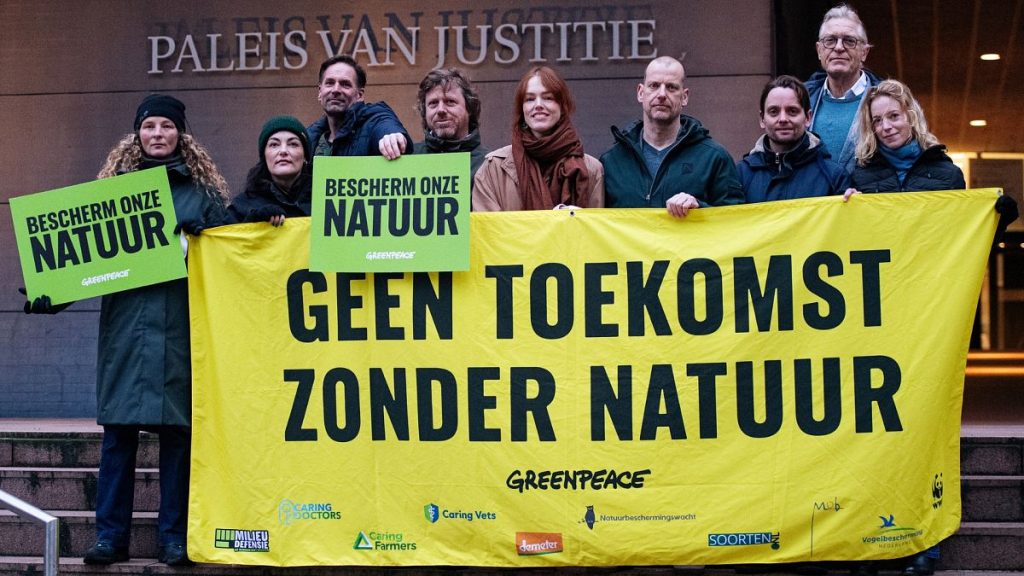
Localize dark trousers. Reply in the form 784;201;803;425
95;425;190;548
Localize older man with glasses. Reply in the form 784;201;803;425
805;3;881;171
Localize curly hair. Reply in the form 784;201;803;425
854;79;940;166
97;133;230;201
415;67;482;133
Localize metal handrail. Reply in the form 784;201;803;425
0;489;59;575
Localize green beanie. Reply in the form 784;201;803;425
258;115;311;162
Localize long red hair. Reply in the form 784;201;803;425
512;66;575;131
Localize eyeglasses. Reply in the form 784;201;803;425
818;35;863;49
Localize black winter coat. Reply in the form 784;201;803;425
229;167;312;222
97;157;229;426
851;144;965;193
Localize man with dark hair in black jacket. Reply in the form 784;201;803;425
306;55;412;160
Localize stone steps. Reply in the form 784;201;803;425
0;467;160;512
1;424;1022;573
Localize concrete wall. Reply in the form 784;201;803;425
0;0;772;417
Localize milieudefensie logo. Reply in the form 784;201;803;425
214;528;269;552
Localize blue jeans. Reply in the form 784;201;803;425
95;425;190;548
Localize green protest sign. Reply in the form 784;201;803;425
10;167;186;305
310;153;471;272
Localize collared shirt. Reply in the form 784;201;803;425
825;71;869;100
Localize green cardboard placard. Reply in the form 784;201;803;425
10;167;186;305
310;153;471;272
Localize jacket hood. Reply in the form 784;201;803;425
743;133;832;170
748;131;823;156
612;114;710;149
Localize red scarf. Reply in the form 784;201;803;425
512;120;592;210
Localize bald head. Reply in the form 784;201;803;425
644;56;685;85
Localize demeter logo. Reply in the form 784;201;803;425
516;532;563;556
214;528;270;552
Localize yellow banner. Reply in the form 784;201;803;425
188;190;998;566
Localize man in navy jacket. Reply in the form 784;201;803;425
307;55;411;159
737;75;849;203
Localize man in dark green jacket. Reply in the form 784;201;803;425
601;56;744;217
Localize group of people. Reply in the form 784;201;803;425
20;2;1017;572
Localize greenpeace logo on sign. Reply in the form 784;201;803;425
214;528;270;552
708;532;780;550
516;532;563;556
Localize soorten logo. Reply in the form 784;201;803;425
424;502;497;524
707;531;781;550
353;530;418;551
278;499;342;525
214;528;269;552
516;532;563;556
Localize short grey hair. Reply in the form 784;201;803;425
819;3;870;44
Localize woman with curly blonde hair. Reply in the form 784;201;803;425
846;79;961;194
98;130;229;202
24;94;230;567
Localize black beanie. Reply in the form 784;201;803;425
258;115;311;162
134;94;187;133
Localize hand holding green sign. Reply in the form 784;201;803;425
10;167;186;305
310;153;471;272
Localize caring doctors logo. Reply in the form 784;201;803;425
516;532;563;556
214;528;270;552
707;532;781;550
423;502;496;524
278;499;342;525
862;514;924;550
353;530;418;551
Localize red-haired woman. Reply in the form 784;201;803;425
472;66;604;211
